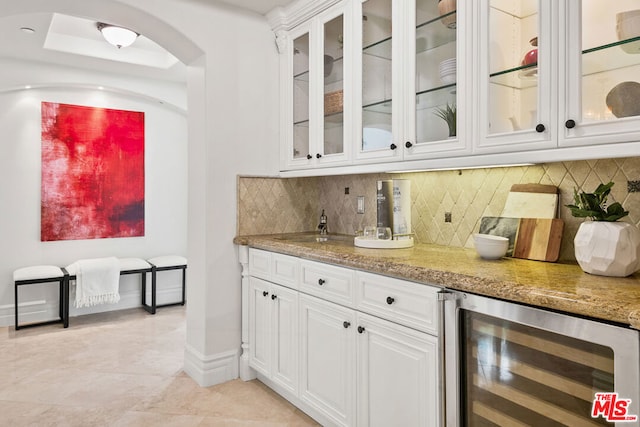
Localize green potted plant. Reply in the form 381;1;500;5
434;103;456;138
566;182;640;277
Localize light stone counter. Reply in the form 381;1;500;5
234;233;640;329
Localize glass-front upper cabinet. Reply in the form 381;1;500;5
292;29;311;164
403;0;470;160
282;4;350;171
322;13;346;160
562;0;640;147
354;0;400;162
474;0;556;153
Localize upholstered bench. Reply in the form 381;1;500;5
144;255;187;314
13;265;69;330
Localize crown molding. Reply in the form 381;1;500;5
266;0;343;32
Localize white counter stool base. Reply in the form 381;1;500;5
14;265;68;330
144;255;187;314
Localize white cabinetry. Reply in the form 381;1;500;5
281;2;352;170
240;247;441;427
248;277;299;395
299;294;357;427
356;312;438;427
474;0;640;154
275;0;640;176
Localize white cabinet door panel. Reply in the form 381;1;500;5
271;284;299;394
249;277;272;377
300;294;356;427
356;312;439;427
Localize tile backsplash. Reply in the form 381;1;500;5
237;157;640;262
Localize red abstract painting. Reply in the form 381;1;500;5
41;102;145;241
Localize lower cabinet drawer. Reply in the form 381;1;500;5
249;248;271;281
272;253;299;289
300;259;355;307
355;271;439;334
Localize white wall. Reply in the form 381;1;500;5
0;59;188;325
0;0;281;387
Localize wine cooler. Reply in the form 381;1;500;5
442;291;640;426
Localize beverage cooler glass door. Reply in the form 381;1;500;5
444;292;640;426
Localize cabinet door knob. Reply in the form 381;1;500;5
386;296;395;305
565;119;576;129
316;153;322;159
318;278;325;286
405;141;413;148
271;294;277;300
535;124;546;133
262;291;268;297
389;143;397;150
357;326;365;334
306;154;312;160
343;321;351;329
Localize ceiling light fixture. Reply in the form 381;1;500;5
97;22;138;49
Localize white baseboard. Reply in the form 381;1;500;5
183;344;239;387
2;285;184;328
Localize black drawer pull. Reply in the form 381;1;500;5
357;326;365;334
386;296;395;305
262;291;268;297
343;321;351;329
318;279;325;286
271;294;277;300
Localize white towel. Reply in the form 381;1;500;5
68;257;120;308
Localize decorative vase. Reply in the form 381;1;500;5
574;221;640;277
521;37;538;66
437;0;457;29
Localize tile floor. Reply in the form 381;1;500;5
0;306;319;426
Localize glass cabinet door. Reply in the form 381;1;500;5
403;0;469;160
562;0;640;146
292;31;311;162
475;0;555;153
322;12;346;160
357;0;397;161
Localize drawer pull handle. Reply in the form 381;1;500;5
262;291;268;297
343;321;351;329
318;279;325;286
271;294;277;300
357;326;365;334
386;296;395;305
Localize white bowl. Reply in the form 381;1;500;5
473;233;509;260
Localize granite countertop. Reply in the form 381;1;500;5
234;233;640;329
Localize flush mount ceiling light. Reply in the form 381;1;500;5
97;22;138;49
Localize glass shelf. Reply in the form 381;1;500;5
488;37;640;91
583;36;640;77
416;11;456;54
364;37;392;61
416;83;457;110
294;119;309;127
363;98;392;115
489;63;538;90
294;70;310;82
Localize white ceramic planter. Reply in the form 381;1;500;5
574;221;640;277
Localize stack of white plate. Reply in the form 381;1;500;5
439;58;456;84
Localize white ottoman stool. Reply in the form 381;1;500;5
145;256;187;314
14;265;68;330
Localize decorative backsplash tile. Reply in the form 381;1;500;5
237;157;640;262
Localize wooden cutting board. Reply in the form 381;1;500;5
479;216;564;262
501;184;559;219
512;218;564;262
